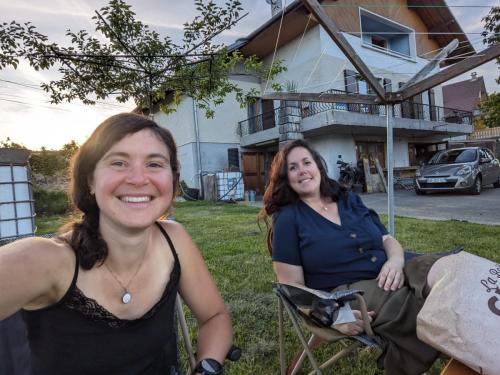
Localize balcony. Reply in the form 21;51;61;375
238;89;473;139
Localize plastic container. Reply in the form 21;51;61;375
248;190;256;202
0;164;35;241
216;172;244;201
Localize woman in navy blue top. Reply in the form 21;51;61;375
261;139;447;375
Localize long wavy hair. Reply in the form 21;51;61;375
63;113;180;270
259;139;345;254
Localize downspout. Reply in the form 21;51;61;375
192;98;204;199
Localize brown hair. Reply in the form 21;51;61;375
65;113;180;269
259;139;345;254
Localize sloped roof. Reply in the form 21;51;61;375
232;0;474;66
0;148;30;165
442;76;487;112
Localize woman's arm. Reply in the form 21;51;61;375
377;234;405;291
0;237;73;320
273;262;305;286
166;221;232;365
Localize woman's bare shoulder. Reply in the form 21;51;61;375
0;235;76;317
156;220;196;255
1;235;75;273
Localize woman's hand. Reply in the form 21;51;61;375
333;310;375;336
377;257;405;291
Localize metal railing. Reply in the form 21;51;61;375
238;90;473;137
237;106;282;137
469;126;500;139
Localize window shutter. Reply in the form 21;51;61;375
344;69;357;93
383;78;392;92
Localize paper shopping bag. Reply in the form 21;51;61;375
416;252;500;375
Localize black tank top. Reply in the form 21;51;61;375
22;223;181;375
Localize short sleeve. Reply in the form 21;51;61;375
351;192;389;235
271;207;302;266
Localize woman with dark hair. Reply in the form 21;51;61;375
261;139;449;375
0;113;231;375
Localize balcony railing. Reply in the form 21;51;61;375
237;106;282;137
469;126;500;139
238;91;473;137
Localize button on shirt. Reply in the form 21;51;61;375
272;192;388;291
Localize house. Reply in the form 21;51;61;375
442;73;488;130
152;0;475;195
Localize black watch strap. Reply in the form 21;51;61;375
192;358;224;375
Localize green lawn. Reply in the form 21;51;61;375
36;202;500;374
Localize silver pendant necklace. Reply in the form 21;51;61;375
104;249;148;304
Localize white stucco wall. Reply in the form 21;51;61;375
154;77;261;189
262;24;444;106
393;138;409;167
308;134;357;180
196;79;261;143
308;133;410;176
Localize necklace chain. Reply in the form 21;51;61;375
104;249;148;304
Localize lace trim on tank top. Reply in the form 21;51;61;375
63;222;180;328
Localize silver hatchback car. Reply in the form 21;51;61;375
415;147;500;195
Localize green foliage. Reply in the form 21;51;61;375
61;140;79;161
29;140;79;176
482;6;500;84
30;149;65;176
480;92;500;128
1;0;285;117
33;187;69;215
0;137;26;149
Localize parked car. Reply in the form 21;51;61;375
414;147;500;195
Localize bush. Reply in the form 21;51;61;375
33;187;70;215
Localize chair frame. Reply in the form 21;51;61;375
276;286;379;375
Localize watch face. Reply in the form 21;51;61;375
200;358;223;374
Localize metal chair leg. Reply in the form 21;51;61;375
281;298;323;374
278;298;286;375
176;294;196;372
291;335;317;375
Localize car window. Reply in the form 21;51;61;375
479;149;491;161
484;149;495;160
429;149;477;164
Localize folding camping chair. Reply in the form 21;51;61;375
274;282;381;375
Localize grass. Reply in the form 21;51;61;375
36;202;500;374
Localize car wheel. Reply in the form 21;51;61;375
470;176;482;195
494;176;500;188
415;188;426;195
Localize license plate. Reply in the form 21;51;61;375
427;178;447;183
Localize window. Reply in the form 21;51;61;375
360;8;415;58
371;35;387;49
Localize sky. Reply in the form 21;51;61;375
0;0;498;150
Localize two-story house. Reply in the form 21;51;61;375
152;0;475;195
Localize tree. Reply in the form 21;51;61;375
1;0;284;117
0;137;26;149
479;92;500;128
61;140;79;161
482;6;500;84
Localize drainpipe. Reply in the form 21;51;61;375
192;98;204;199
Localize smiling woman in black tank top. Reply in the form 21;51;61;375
0;113;233;374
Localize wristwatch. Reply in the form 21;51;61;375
192;358;224;375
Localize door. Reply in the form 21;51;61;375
242;152;266;195
479;148;495;185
